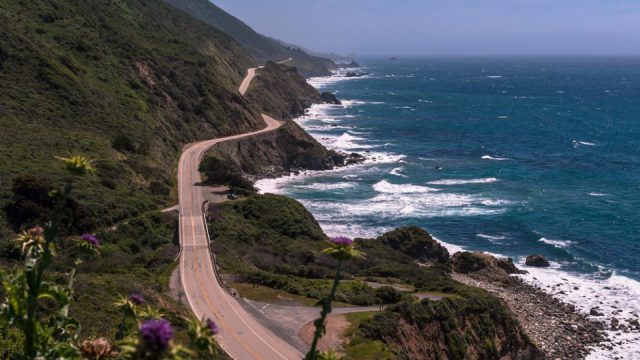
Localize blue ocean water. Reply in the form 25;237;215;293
257;57;640;357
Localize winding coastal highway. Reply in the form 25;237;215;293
178;66;302;359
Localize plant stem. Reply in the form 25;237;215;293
306;259;343;360
23;181;71;358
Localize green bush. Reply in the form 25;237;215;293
198;154;255;193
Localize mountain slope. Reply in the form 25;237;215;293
163;0;337;77
0;0;262;235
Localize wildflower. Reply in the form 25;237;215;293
28;226;45;238
80;338;113;359
81;233;101;247
56;155;96;176
330;236;353;246
128;293;144;305
321;236;363;261
206;318;220;335
139;318;173;354
16;226;46;255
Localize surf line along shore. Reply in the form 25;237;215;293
256;66;631;359
177;64;302;360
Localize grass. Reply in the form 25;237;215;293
208;195;474;305
208;194;539;359
341;312;397;360
229;281;360;308
414;290;464;300
229;282;322;307
344;312;378;336
245;62;321;119
0;0;262;235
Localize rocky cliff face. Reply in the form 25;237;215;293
360;297;543;360
245;61;322;119
211;121;344;178
210;60;355;178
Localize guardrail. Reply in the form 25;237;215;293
174;209;182;263
201;200;234;296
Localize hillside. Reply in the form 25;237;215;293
207;61;351;179
245;61;322;119
163;0;337;77
207;194;542;359
0;0;264;237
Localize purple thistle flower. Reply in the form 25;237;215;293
81;233;101;247
206;318;220;335
330;236;353;246
139;319;173;353
128;293;144;305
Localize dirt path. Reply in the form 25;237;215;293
298;314;350;353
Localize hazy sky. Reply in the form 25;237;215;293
214;0;640;56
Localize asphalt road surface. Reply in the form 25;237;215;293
178;66;302;360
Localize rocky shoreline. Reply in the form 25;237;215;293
454;272;605;359
449;252;606;359
246;64;631;358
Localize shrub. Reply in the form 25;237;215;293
198;154;255;193
3;175;96;234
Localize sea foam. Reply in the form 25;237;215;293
482;155;510;161
428;177;499;185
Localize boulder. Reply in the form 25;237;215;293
345;152;365;165
525;254;550;267
590;307;604;316
451;252;526;284
497;257;527;274
320;91;341;105
377;226;449;264
452;252;488;273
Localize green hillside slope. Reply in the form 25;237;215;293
0;0;264;235
163;0;337;77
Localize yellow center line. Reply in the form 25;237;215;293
190;211;266;360
177;69;299;359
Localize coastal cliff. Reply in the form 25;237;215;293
207;194;544;359
206;59;351;178
211;121;344;178
245;61;322;119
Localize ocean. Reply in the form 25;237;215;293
256;56;640;358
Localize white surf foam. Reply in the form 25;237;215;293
573;139;598;147
538;237;574;249
428;177;499;185
372;180;439;194
476;233;507;241
294;182;357;191
517;264;640;359
588;192;608;197
482;155;510;161
389;167;408;177
307;69;372;89
296;65;640;360
297;179;511;223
